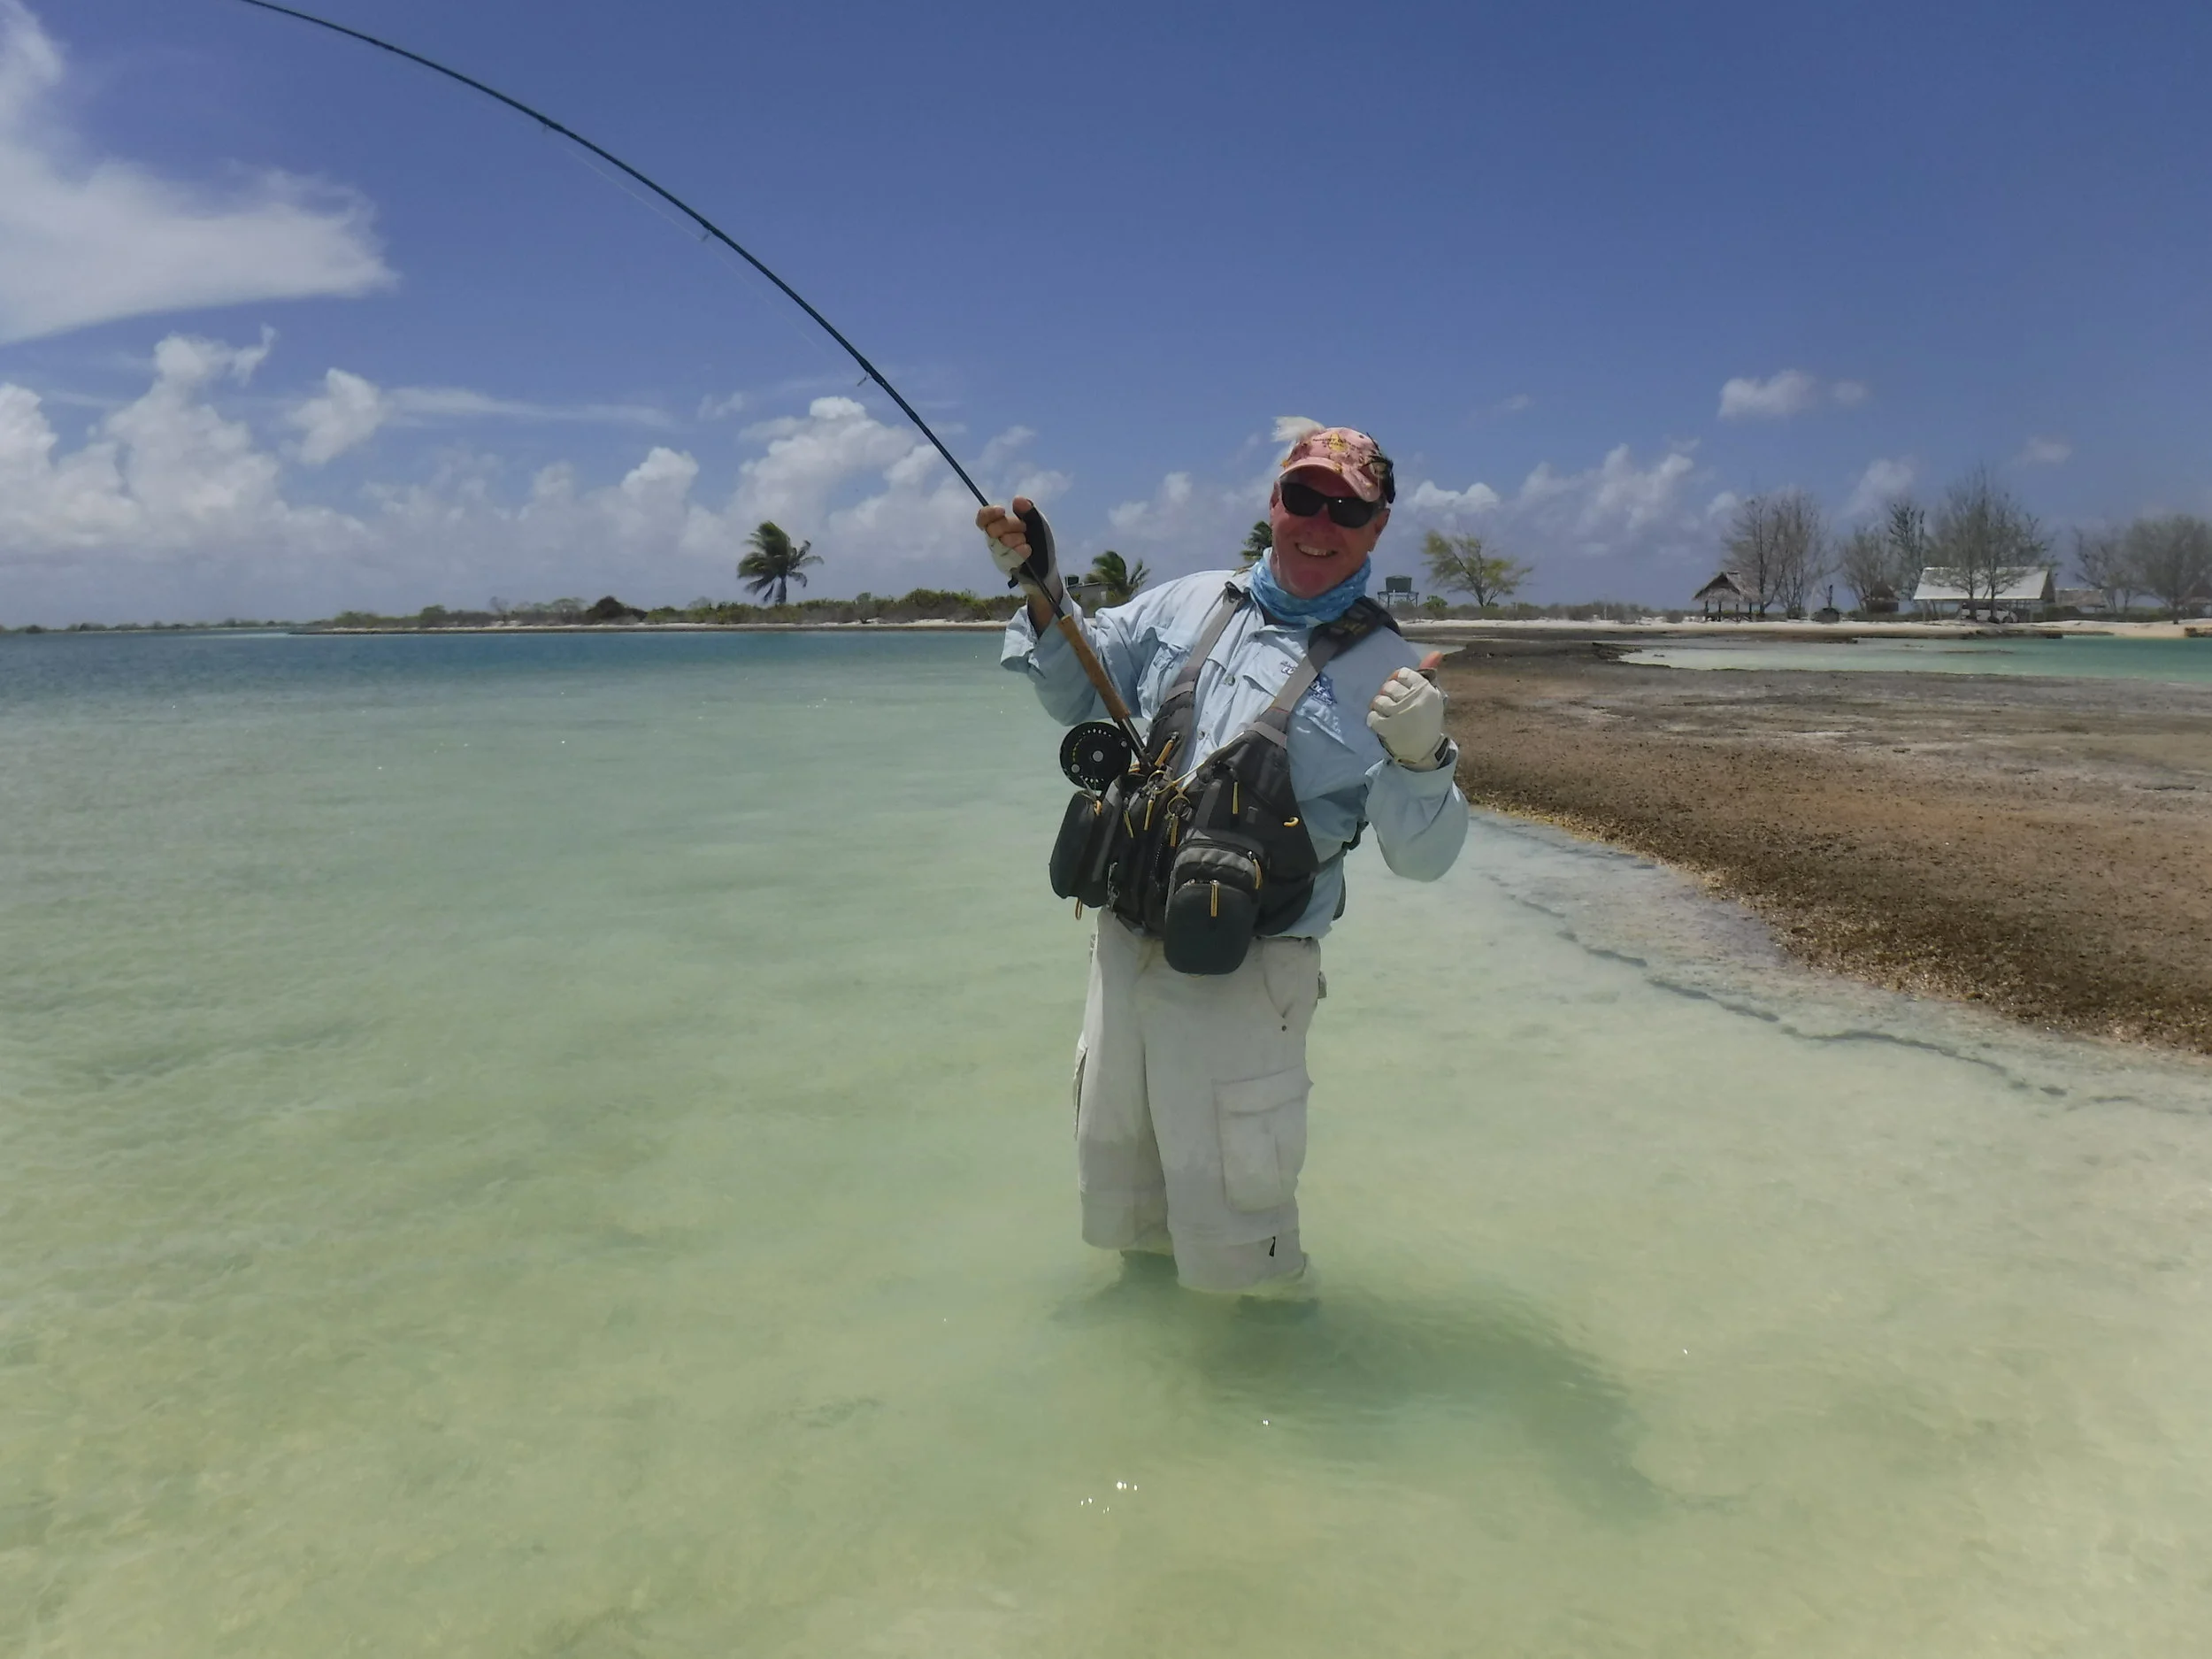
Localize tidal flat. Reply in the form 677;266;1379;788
6;627;2212;1655
1441;634;2212;1052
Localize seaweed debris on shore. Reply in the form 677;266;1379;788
1439;637;2212;1054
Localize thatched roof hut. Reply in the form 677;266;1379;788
1694;571;1756;618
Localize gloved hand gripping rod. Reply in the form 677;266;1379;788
1013;506;1141;750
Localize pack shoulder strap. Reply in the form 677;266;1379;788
1146;582;1248;768
1246;598;1392;747
1340;595;1401;636
1159;584;1396;759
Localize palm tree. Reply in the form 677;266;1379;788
1240;519;1272;568
1087;549;1150;605
738;522;821;606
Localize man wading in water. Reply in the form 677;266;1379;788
980;425;1469;1299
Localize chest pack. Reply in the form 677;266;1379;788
1047;582;1396;975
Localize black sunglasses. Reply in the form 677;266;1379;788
1279;478;1384;528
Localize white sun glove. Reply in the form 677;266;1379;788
1366;666;1449;769
985;529;1031;585
984;505;1064;605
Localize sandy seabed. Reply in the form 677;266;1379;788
13;626;2212;1654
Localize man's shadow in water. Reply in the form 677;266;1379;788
1054;1256;1666;1518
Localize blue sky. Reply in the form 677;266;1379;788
3;0;2207;622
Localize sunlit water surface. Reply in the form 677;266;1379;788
1626;633;2212;681
5;631;2212;1656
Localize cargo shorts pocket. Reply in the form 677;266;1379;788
1216;1066;1310;1212
1260;937;1322;1029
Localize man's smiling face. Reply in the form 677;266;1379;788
1265;466;1392;599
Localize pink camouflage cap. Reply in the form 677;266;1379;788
1279;426;1394;503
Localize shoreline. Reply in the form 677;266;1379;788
12;616;2208;641
287;618;2212;641
1437;640;2212;1056
286;619;1011;634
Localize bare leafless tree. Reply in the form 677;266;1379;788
1723;495;1782;618
1884;499;1930;603
1838;526;1889;611
2071;526;2136;614
1928;469;2048;618
2124;515;2212;619
1766;489;1830;617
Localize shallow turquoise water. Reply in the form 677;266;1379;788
6;631;2212;1655
1626;633;2212;681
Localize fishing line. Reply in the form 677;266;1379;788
225;0;986;506
227;0;1145;742
528;127;841;391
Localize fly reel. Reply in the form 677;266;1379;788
1058;721;1137;789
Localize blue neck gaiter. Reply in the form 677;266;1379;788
1248;550;1371;626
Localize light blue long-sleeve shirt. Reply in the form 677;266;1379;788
1002;567;1470;937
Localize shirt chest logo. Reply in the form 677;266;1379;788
1279;659;1336;706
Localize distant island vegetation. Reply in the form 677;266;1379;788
1;589;1659;634
8;494;2208;634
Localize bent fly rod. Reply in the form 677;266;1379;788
225;0;1141;741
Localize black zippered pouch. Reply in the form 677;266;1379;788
1160;834;1265;975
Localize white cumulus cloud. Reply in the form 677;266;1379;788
1506;445;1699;542
2016;434;2071;466
0;331;1070;621
289;367;387;465
1718;369;1822;419
1081;452;1289;573
2;330;346;559
1717;371;1871;420
1588;445;1698;532
978;426;1035;473
0;342;1753;620
737;396;941;527
1407;480;1502;516
1104;469;1270;562
1845;456;1916;518
1393;442;1707;578
729;395;1060;576
0;2;393;345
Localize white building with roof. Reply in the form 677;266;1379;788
1910;566;2056;619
